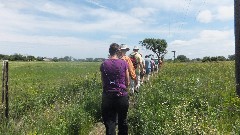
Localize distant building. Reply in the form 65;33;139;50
43;58;52;61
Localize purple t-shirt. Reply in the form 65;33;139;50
100;59;128;96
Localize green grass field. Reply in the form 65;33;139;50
0;61;239;134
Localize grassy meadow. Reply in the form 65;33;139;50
0;61;239;134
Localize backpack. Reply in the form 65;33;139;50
130;53;138;69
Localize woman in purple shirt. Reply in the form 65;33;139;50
100;43;130;135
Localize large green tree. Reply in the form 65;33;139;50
139;38;168;62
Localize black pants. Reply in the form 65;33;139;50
101;93;129;135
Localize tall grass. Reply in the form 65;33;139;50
0;62;102;134
129;61;240;134
0;61;239;134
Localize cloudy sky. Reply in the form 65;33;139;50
0;0;234;59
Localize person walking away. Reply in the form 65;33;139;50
154;58;159;73
129;46;145;93
158;57;163;71
119;44;137;95
139;53;145;85
100;43;130;135
144;55;152;81
150;58;155;76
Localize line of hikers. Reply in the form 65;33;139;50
100;43;163;135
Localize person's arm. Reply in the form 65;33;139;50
125;69;130;87
126;58;136;80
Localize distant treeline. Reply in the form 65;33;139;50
0;53;235;62
167;54;235;62
0;53;105;62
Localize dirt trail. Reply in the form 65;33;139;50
89;122;105;135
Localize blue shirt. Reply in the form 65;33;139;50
145;58;152;69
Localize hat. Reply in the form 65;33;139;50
133;46;139;50
120;44;130;51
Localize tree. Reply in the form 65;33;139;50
210;56;218;62
86;58;94;62
176;55;189;62
217;56;226;61
140;38;167;63
36;56;44;61
228;54;235;61
63;56;72;61
52;57;59;62
26;55;36;61
202;56;211;62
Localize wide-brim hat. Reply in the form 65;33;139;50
120;44;130;51
133;46;139;50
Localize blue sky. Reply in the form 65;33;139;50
0;0;234;59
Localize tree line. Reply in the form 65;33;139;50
0;53;235;63
169;54;235;62
0;53;105;62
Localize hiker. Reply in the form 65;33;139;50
129;46;145;93
119;44;137;93
150;58;155;75
144;55;152;81
140;53;145;85
159;57;163;71
100;43;130;135
154;58;159;73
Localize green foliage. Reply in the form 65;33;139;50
0;62;102;134
0;61;239;134
202;56;227;62
129;61;240;134
139;38;168;59
228;54;235;61
176;55;189;62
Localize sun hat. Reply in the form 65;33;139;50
120;44;130;51
133;46;139;50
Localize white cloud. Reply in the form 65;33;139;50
140;0;233;12
197;5;233;23
86;0;108;9
168;29;234;59
215;6;234;21
0;4;145;35
0;31;108;58
110;35;127;39
40;2;78;17
197;10;212;23
0;0;234;59
130;7;156;18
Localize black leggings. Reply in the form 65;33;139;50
101;93;129;135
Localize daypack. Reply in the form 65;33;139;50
130;53;138;69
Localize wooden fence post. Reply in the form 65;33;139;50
235;0;240;97
4;61;9;118
1;60;9;119
2;61;5;104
